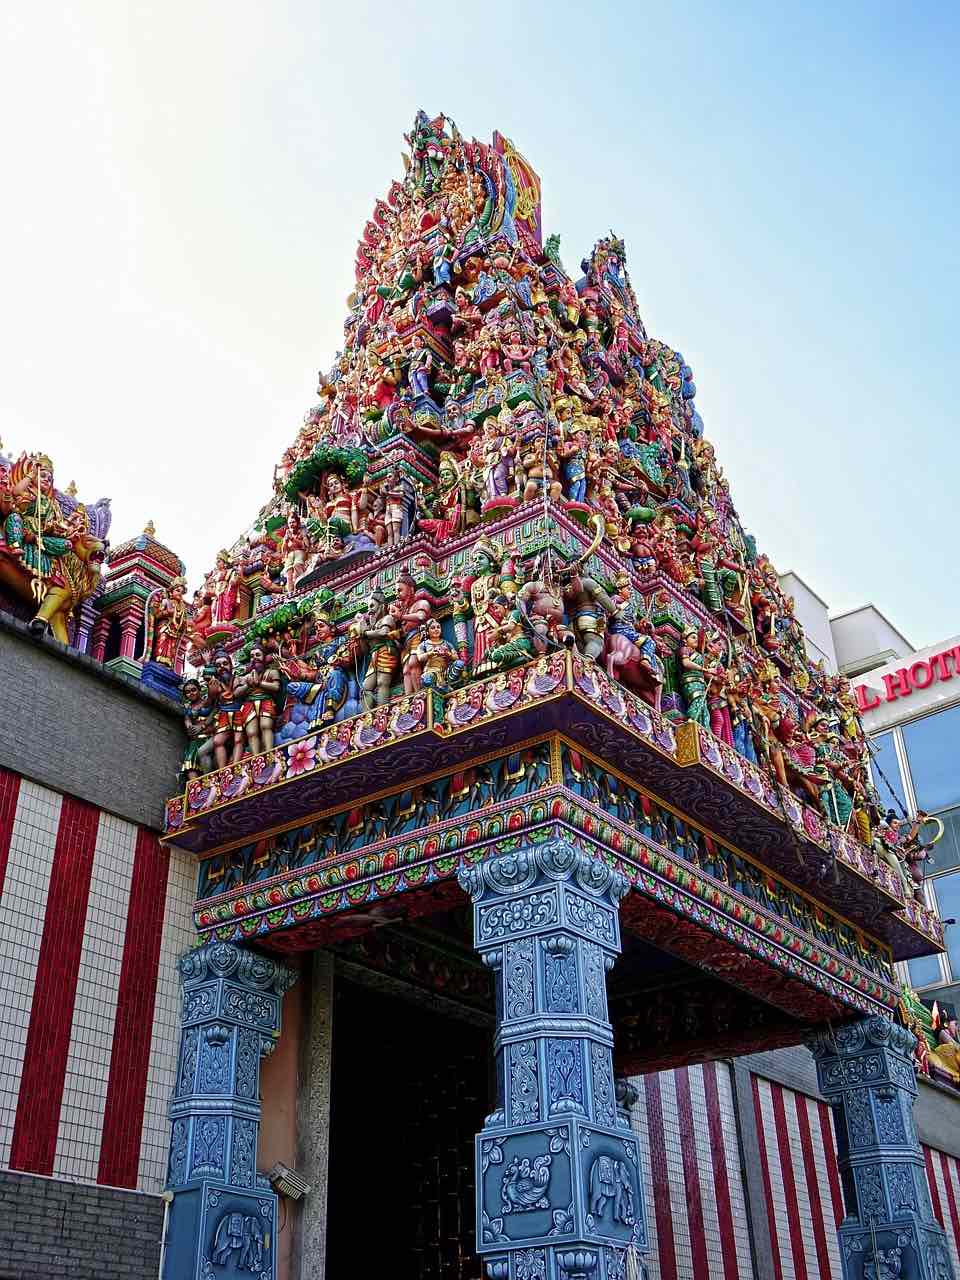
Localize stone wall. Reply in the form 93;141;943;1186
0;611;183;829
0;1171;165;1280
0;614;187;1278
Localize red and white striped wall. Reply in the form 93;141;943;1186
751;1073;845;1279
751;1075;960;1280
924;1145;960;1276
632;1062;754;1280
633;1066;960;1280
0;766;195;1192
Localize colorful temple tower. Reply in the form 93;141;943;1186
0;449;189;702
94;521;189;693
157;112;953;1280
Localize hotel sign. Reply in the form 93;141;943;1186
855;644;960;712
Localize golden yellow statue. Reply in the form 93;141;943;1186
0;453;106;642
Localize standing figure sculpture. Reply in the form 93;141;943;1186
141;576;190;668
517;568;572;653
357;590;402;707
384;470;417;547
679;627;711;729
454;537;510;674
180;677;216;781
207;649;242;768
209;551;241;626
280;511;313;595
560;565;616;661
234;643;283;757
481;407;518;501
395;572;444;693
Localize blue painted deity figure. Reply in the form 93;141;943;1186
279;619;360;739
408;347;434;398
557;431;589;504
432;223;455;287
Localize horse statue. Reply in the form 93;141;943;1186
0;451;109;644
0;529;106;643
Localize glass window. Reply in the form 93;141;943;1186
907;954;943;988
902;704;960;813
931;870;960;980
918;805;960;876
869;731;907;813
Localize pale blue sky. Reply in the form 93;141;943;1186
1;2;956;644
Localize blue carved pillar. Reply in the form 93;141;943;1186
162;941;297;1280
809;1016;956;1280
458;838;647;1280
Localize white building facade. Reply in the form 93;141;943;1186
782;572;960;1012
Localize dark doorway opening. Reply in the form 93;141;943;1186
326;976;491;1280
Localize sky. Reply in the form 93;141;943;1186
1;2;957;646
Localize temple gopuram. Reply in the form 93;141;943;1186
0;112;957;1280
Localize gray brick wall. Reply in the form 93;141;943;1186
0;611;184;829
0;1171;164;1279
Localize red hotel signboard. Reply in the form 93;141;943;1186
855;644;960;712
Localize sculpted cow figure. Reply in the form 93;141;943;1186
604;577;664;712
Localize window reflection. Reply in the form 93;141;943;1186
907;954;943;989
919;807;960;876
869;732;907;813
933;871;960;980
902;704;960;814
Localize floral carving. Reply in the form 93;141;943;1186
591;1043;616;1127
479;891;559;941
505;940;535;1018
510;1041;540;1125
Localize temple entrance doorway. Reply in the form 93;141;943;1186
326;974;491;1280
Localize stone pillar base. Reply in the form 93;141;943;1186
838;1220;955;1280
164;1182;278;1280
810;1016;957;1280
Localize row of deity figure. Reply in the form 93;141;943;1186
175;540;916;897
178;548;666;779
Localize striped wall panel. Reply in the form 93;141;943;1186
54;811;137;1182
137;835;196;1191
631;1063;753;1280
0;779;62;1168
924;1144;960;1275
751;1074;960;1280
0;770;190;1192
751;1074;843;1280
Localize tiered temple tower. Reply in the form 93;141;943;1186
157;113;952;1280
94;521;188;692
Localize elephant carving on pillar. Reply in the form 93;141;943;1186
588;1154;635;1225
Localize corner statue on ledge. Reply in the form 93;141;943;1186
0;448;109;642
